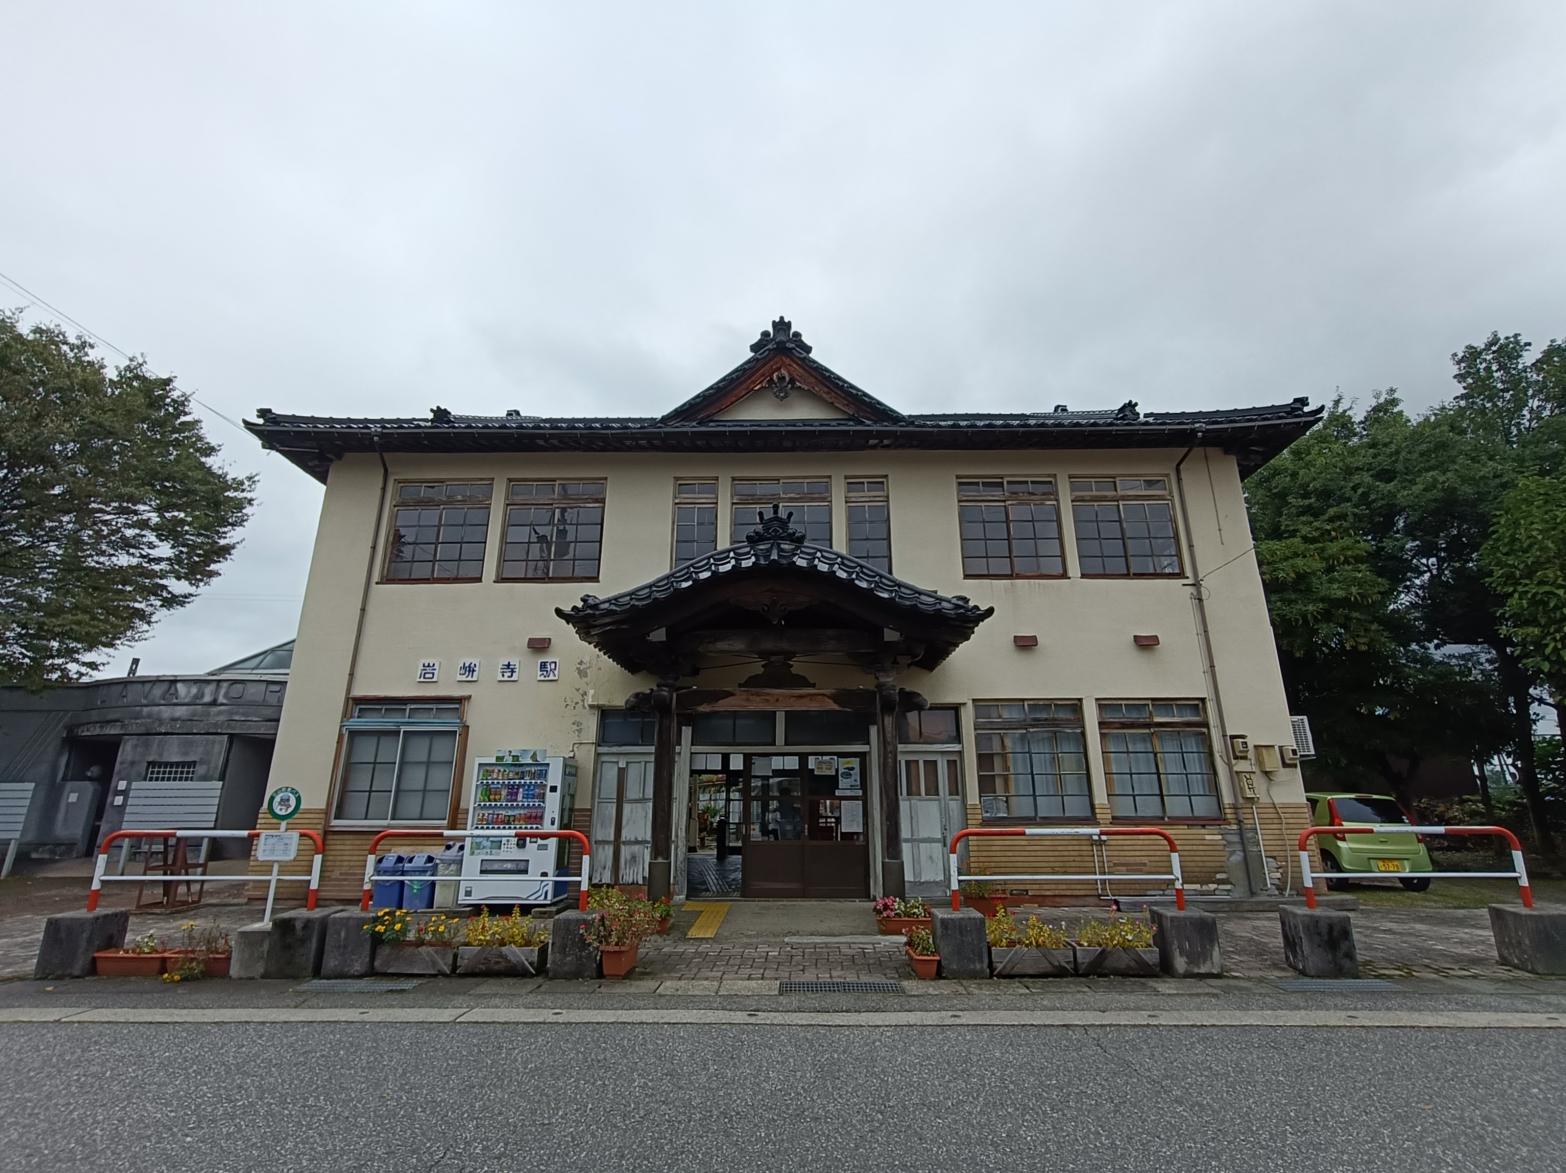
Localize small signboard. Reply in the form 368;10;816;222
256;831;300;862
537;660;560;682
810;755;839;776
266;786;303;822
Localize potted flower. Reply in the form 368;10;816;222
987;909;1073;978
581;888;659;978
904;925;940;980
959;880;999;919
457;907;551;976
651;899;674;935
368;909;461;975
94;930;166;977
873;895;932;935
1072;915;1159;976
171;921;232;977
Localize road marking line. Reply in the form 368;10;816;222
685;901;730;938
1;1008;1561;1028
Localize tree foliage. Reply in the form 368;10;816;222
1248;331;1566;855
0;312;255;688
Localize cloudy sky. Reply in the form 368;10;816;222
5;2;1565;676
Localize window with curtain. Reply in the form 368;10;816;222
975;700;1091;820
1098;700;1219;819
335;702;461;823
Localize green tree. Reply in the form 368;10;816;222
0;311;254;688
1484;474;1566;713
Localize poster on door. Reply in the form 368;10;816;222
836;760;861;793
840;800;863;833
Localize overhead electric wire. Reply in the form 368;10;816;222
0;268;250;437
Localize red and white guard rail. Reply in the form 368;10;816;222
1298;824;1533;909
949;826;1185;911
358;828;592;912
86;828;325;911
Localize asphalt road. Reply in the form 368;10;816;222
0;1018;1559;1172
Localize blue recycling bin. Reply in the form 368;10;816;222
370;854;406;910
402;853;438;911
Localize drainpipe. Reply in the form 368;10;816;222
343;439;391;703
1174;435;1266;897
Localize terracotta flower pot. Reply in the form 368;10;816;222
94;952;164;978
905;949;939;980
964;896;1000;919
656;916;673;935
599;942;640;979
202;954;232;978
877;915;932;936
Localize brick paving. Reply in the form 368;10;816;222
636;936;906;980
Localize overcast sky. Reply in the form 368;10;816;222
5;2;1565;677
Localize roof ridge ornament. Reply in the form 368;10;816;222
1115;400;1141;422
746;503;806;545
750;316;813;356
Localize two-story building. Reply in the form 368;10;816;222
247;318;1320;904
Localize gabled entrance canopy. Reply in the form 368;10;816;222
556;508;994;679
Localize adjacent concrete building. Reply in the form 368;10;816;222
247;318;1320;903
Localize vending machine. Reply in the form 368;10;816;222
459;749;578;906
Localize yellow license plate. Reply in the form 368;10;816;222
1373;859;1406;873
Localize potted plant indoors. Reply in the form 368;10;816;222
93;931;166;978
457;908;551;976
368;909;462;975
873;895;932;936
987;909;1074;978
1072;915;1159;976
581;888;659;978
904;925;940;980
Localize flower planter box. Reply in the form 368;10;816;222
93;951;165;978
373;944;457;976
598;942;640;979
963;896;1000;919
989;946;1074;978
456;945;548;977
905;949;939;980
200;954;231;978
1072;946;1160;977
876;916;933;936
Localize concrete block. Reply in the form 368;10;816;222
1279;905;1358;978
320;912;375;979
931;907;988;979
230;923;271;980
263;908;340;980
547;911;597;980
1489;904;1566;975
1152;906;1224;977
34;909;130;979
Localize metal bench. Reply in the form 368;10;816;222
0;782;38;878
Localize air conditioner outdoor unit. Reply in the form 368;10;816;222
1289;715;1317;760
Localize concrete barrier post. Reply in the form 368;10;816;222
34;909;131;979
1151;906;1223;977
230;923;271;980
931;907;988;979
263;908;341;980
548;911;598;980
1488;904;1566;975
1279;905;1358;978
320;912;376;979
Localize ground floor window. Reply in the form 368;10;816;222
1098;700;1220;819
335;702;461;823
975;700;1092;820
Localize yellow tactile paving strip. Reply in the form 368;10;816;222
684;901;730;938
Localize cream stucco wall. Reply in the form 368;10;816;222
267;444;1306;840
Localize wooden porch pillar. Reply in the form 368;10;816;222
646;683;678;902
875;674;905;898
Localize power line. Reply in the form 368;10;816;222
0;268;251;436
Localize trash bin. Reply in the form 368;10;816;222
370;854;406;910
402;853;438;911
434;842;465;907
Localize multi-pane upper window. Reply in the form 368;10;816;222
846;477;892;572
957;478;1064;578
1099;700;1220;820
1070;477;1182;577
336;702;461;823
384;482;493;582
731;479;831;545
975;701;1091;820
672;480;718;566
144;761;198;783
500;480;606;581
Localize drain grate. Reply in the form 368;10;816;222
778;979;904;994
296;979;421;993
1276;978;1397;991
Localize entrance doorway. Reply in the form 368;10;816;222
740;752;868;898
899;752;965;894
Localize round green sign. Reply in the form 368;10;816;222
266;786;303;822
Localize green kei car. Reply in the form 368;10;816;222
1306;792;1434;892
